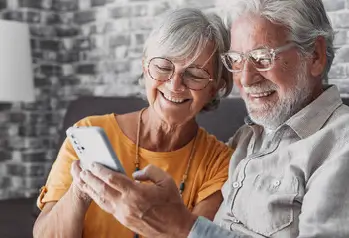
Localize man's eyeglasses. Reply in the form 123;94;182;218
147;57;213;91
220;42;297;73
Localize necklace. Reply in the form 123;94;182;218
133;108;197;238
134;108;197;195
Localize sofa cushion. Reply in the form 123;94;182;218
58;96;248;147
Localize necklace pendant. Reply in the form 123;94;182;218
134;167;140;172
179;182;185;194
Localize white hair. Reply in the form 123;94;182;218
245;61;313;129
222;0;335;81
142;8;233;111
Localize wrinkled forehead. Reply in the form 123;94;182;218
230;14;290;52
145;37;216;69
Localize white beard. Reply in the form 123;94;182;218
243;63;313;130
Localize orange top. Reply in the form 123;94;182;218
37;114;233;238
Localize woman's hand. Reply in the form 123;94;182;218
70;160;92;208
79;163;198;238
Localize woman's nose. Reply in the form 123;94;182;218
166;73;186;92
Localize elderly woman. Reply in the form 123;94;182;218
33;8;233;238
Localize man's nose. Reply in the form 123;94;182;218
239;60;262;87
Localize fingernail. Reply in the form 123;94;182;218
91;163;98;171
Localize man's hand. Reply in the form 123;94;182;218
79;163;198;238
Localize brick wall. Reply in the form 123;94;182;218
0;0;348;200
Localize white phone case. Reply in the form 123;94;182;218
66;126;125;174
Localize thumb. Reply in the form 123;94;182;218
132;164;169;185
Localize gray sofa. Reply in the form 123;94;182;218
1;96;348;238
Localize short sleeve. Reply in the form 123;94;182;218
195;146;233;204
37;137;78;210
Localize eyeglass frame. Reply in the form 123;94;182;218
220;42;298;73
146;57;214;91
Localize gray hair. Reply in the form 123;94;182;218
223;0;335;81
142;8;233;111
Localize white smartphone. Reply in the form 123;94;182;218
66;126;126;174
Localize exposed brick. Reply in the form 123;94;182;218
0;138;8;148
2;10;24;21
96;19;130;33
74;10;96;24
30;39;41;51
74;37;92;50
30;25;57;37
131;32;146;45
76;63;97;74
131;4;148;17
7;163;48;176
109;34;130;48
44;12;63;24
26;112;49;124
184;0;214;8
0;125;8;137
114;46;128;59
0;150;11;162
0;113;9;124
57;51;79;63
55;26;80;37
334;47;349;63
40;39;62;51
34;76;52;87
53;0;78;11
9;112;26;123
333;30;348;46
329;12;349;28
40;64;63;76
109;6;131;18
150;2;170;16
18;0;44;9
59;76;81;85
130;17;154;30
91;0;107;7
32;50;57;62
11;176;46;189
7;164;25;176
0;177;12;189
22;150;47;162
329;64;348;79
19;124;50;137
43;51;58;61
23;10;41;23
330;78;349;95
7;124;19;137
323;0;345;12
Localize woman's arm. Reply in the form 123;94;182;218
33;162;90;238
192;191;223;220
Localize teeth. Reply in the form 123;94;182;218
163;94;185;103
250;91;273;98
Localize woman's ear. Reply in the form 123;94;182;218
310;36;327;77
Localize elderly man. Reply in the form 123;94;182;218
77;0;349;237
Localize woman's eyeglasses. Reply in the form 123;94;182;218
147;57;213;91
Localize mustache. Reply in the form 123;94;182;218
243;83;278;94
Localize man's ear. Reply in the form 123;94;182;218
310;36;327;77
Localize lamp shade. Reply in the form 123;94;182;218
0;19;35;102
